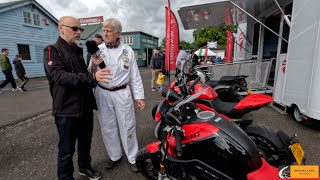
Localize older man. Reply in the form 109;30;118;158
88;18;145;172
44;16;111;180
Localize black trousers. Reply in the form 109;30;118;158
55;110;93;180
0;70;16;89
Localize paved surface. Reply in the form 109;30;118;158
0;68;319;180
0;78;51;128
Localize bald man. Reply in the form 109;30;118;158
44;16;110;180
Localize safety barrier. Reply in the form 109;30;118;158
198;59;274;90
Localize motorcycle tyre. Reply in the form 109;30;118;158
136;147;158;180
243;124;294;167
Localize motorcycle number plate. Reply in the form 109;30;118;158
291;143;305;165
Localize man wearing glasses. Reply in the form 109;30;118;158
44;16;111;180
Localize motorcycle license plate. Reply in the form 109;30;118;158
247;88;252;94
291;143;305;165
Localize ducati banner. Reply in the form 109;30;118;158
165;0;179;71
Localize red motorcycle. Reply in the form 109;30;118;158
151;77;304;168
136;86;304;180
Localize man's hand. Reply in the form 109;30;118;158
91;56;104;66
96;69;112;83
136;99;145;110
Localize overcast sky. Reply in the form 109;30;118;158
0;0;215;43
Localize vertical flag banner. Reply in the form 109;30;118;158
224;3;233;63
165;0;179;71
226;30;234;63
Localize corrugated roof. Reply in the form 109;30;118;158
81;23;102;40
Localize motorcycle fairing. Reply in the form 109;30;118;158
247;158;279;180
234;94;273;110
193;83;218;100
146;142;161;153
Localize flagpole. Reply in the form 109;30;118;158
167;0;171;85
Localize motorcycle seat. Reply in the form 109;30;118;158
210;98;237;118
206;80;219;88
234;94;273;110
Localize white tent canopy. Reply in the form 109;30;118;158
195;48;217;56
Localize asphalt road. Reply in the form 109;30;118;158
0;69;319;180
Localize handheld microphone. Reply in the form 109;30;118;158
86;40;106;69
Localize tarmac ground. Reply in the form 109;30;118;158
0;68;319;180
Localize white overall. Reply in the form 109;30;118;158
88;43;144;164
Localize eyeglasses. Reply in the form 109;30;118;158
62;25;84;32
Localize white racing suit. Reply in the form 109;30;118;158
88;42;144;164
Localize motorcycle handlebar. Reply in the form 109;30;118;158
173;129;184;157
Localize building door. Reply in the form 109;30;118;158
145;48;153;67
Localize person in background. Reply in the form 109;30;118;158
88;18;145;172
190;49;199;68
13;54;28;91
0;48;19;93
44;16;111;180
215;56;222;63
176;45;187;74
150;47;164;92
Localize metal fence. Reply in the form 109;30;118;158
199;59;274;89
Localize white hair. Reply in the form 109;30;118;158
102;18;122;33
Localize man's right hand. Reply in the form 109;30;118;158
95;69;112;83
91;56;104;66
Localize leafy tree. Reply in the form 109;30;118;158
193;25;236;49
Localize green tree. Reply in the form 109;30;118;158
193;25;236;49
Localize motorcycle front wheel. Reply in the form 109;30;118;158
136;148;158;180
243;124;295;167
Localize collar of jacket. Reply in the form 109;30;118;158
57;36;81;52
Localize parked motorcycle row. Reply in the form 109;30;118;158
136;68;305;180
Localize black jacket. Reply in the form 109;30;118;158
150;53;164;70
13;59;26;78
44;37;97;117
191;54;199;68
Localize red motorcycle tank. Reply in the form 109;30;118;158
192;83;218;100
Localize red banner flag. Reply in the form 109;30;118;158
225;30;233;63
165;0;179;71
224;4;234;63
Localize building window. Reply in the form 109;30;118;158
122;36;133;44
23;11;32;24
33;14;40;26
17;44;31;60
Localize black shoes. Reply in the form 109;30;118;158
105;157;122;169
79;168;102;180
130;163;139;172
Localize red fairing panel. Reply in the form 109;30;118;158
146;142;161;153
167;123;220;147
247;158;279;180
169;81;176;89
193;84;218;100
234;94;273;110
196;104;233;122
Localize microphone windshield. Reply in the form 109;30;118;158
86;40;100;55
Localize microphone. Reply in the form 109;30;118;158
86;40;106;69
